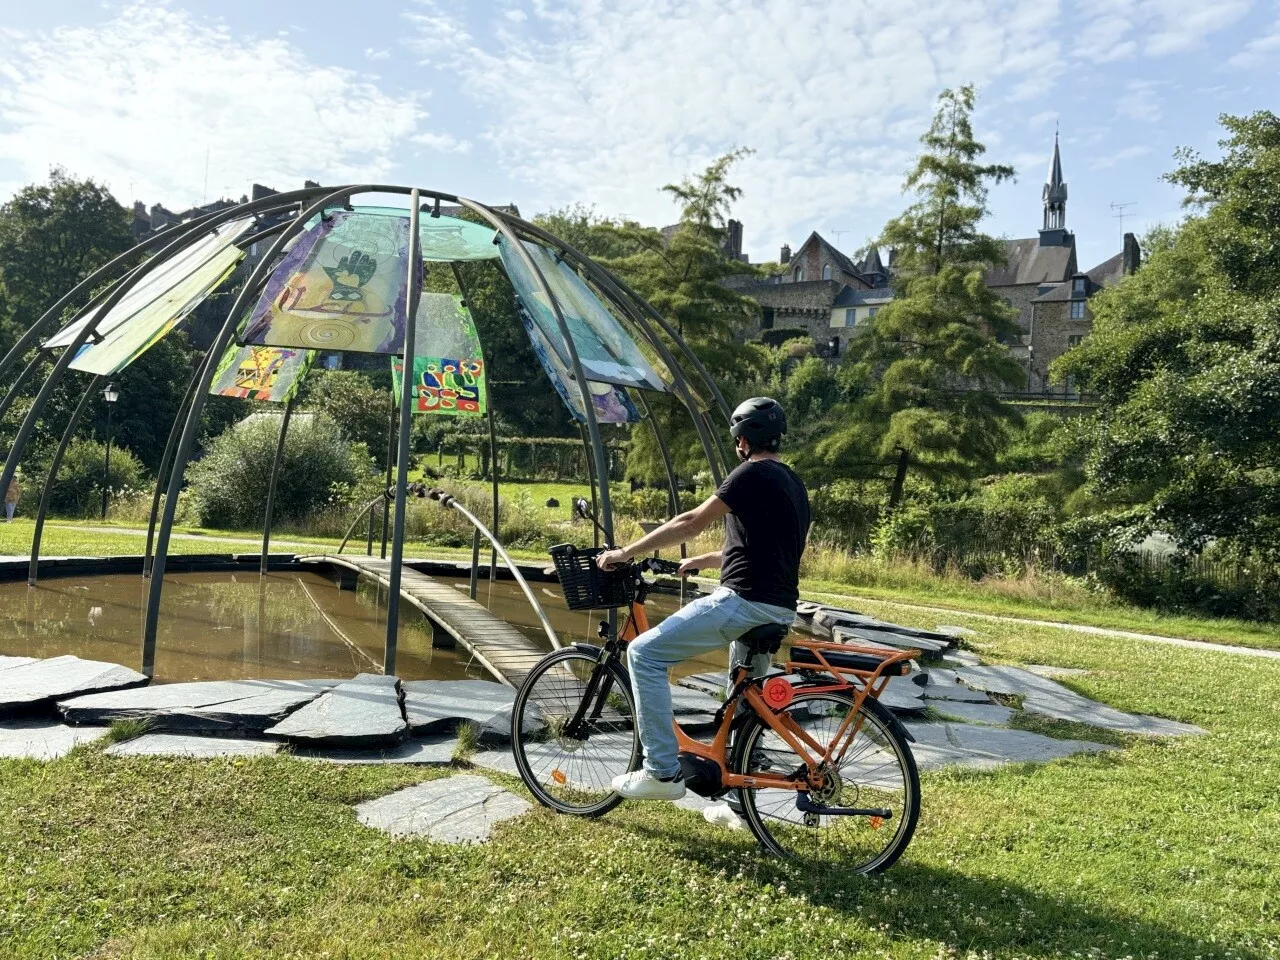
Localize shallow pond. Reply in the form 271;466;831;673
0;570;760;684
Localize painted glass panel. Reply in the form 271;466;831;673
517;305;639;424
240;212;411;354
342;206;499;262
68;247;243;376
209;344;317;403
498;237;666;391
46;216;253;350
390;293;487;417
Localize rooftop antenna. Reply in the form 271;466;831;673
1110;201;1135;240
831;228;851;249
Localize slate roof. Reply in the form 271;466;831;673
1086;252;1125;288
833;285;894;307
986;237;1077;286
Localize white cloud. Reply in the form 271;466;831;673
504;8;529;21
405;0;1063;256
1115;80;1163;123
411;131;472;153
1227;15;1280;68
0;3;423;208
1090;144;1152;170
365;47;392;60
1076;0;1251;61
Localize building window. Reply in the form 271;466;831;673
1067;334;1084;348
827;336;840;358
845;308;856;327
761;307;775;330
1072;277;1086;295
793;266;804;282
867;306;880;318
822;263;832;280
1070;300;1085;319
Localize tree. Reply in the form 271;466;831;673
1054;110;1280;558
812;86;1023;482
299;370;395;470
599;150;768;482
0;169;133;357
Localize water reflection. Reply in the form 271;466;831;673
0;570;784;684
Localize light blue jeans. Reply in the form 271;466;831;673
627;587;795;780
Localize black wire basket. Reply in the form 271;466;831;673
549;543;636;611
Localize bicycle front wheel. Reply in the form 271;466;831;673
511;648;639;817
732;691;920;874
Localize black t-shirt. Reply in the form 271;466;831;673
715;458;810;610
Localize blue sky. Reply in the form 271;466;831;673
1;1;1277;271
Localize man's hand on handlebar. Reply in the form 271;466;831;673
677;558;701;578
595;548;628;572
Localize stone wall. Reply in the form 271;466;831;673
993;283;1040;336
1031;299;1094;384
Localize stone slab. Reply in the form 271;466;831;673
105;734;281;758
928;702;1016;726
922;668;994;703
60;679;335;733
903;720;1117;771
0;656;37;672
356;774;530;843
296;734;459;766
669;684;722;715
0;720;110;759
939;649;983;668
935;625;978;638
0;656;149;717
956;665;1204;737
675;672;726;698
403;679;521;741
1024;664;1090;678
879;676;928;714
267;673;406;747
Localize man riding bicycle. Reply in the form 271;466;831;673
596;397;810;807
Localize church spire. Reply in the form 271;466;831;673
1042;131;1067;231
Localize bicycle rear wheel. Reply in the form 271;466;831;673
511;648;639;817
731;691;919;874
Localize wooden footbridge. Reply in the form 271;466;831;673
298;555;553;688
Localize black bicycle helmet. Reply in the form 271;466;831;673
729;397;787;448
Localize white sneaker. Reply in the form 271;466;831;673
611;769;687;800
702;802;748;831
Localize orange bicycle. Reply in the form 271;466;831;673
511;538;922;874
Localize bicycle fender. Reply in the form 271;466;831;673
571;642;604;657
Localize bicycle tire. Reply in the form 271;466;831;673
731;691;920;874
511;648;640;817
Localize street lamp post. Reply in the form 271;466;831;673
101;382;119;520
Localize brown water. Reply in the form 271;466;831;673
0;570;741;683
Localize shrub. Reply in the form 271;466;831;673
45;439;147;518
809;480;883;549
188;413;372;529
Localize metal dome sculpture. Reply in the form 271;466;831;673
0;184;733;677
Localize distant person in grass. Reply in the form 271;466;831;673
4;471;19;522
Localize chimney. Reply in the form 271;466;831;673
304;179;322;189
780;243;791;265
724;219;743;260
132;201;146;218
1122;232;1140;276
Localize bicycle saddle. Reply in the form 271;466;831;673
736;622;790;656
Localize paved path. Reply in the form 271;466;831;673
804;589;1280;662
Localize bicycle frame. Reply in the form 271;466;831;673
619;598;918;795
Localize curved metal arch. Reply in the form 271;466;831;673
143;184;365;676
28;375;104;585
1;187;336;546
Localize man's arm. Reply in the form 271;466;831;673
596;496;729;570
678;550;722;577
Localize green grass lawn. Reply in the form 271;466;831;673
1;604;1277;958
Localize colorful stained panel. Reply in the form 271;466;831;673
498;237;667;391
342;206;499;262
209;344;317;403
47;216;252;353
517;305;639;424
68;246;243;376
240;212;411;354
390;293;487;417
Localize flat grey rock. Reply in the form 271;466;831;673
922;668;993;703
928;702;1015;726
903;720;1117;770
879;676;928;714
403;679;522;741
0;656;37;672
472;730;638;791
674;792;715;813
105;734;280;758
940;649;983;667
60;679;335;733
356;774;530;843
296;734;459;766
675;672;726;697
267;673;406;747
935;625;978;638
1;656;148;716
0;720;110;759
669;684;722;715
956;665;1203;737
